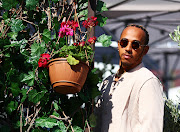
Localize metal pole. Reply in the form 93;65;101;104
163;52;169;98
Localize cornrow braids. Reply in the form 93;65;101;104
127;24;149;45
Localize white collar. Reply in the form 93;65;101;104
128;63;144;73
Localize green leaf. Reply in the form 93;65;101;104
169;26;180;45
97;34;112;47
52;111;60;117
78;92;89;103
10;19;26;32
20;39;29;56
57;121;66;131
78;1;88;21
35;117;58;128
31;41;46;59
10;82;21;97
6;101;18;114
2;0;18;10
40;12;47;24
14;120;21;129
6;67;16;81
89;85;100;99
4;39;27;48
52;0;59;3
4;54;9;58
67;55;79;65
21;89;28;103
96;0;108;12
53;17;60;32
86;69;101;98
97;14;108;27
42;29;51;44
52;121;66;132
21;71;35;86
7;32;18;40
53;101;59;110
4;42;19;48
72;126;83;132
28;89;47;104
38;68;49;84
78;1;88;22
0;38;10;48
2;12;8;20
89;113;97;127
26;0;39;10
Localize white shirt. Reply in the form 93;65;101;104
94;63;164;132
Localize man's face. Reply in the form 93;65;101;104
118;26;149;71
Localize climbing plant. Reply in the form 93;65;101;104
0;0;111;131
163;26;180;132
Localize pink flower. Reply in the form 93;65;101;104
79;41;85;47
38;53;51;68
58;20;78;38
58;23;73;38
88;36;96;44
82;16;98;28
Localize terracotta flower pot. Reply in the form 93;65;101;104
48;58;89;94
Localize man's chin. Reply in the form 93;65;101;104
121;61;131;67
121;61;137;71
121;61;132;67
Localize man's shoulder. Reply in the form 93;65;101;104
135;67;158;80
132;67;163;92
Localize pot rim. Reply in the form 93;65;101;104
47;57;90;69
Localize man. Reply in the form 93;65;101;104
94;24;164;132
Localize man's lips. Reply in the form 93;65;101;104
122;53;132;59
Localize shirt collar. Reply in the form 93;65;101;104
128;63;144;73
114;62;144;79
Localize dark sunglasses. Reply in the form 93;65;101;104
118;38;147;50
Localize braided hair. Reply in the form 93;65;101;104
126;24;149;45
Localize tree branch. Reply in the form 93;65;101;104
26;107;41;132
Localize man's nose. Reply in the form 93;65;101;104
125;42;132;52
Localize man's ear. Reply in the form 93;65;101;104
143;45;149;55
118;41;120;49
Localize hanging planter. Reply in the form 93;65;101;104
37;16;111;95
48;58;89;94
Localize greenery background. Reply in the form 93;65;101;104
0;0;109;131
0;0;180;131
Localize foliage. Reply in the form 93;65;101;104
169;26;180;46
163;27;180;131
0;0;110;131
163;98;180;132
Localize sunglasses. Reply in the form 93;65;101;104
118;38;146;50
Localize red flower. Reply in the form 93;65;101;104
74;43;78;46
88;36;96;44
82;16;98;28
38;53;51;68
60;21;67;27
79;41;85;47
67;20;78;30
